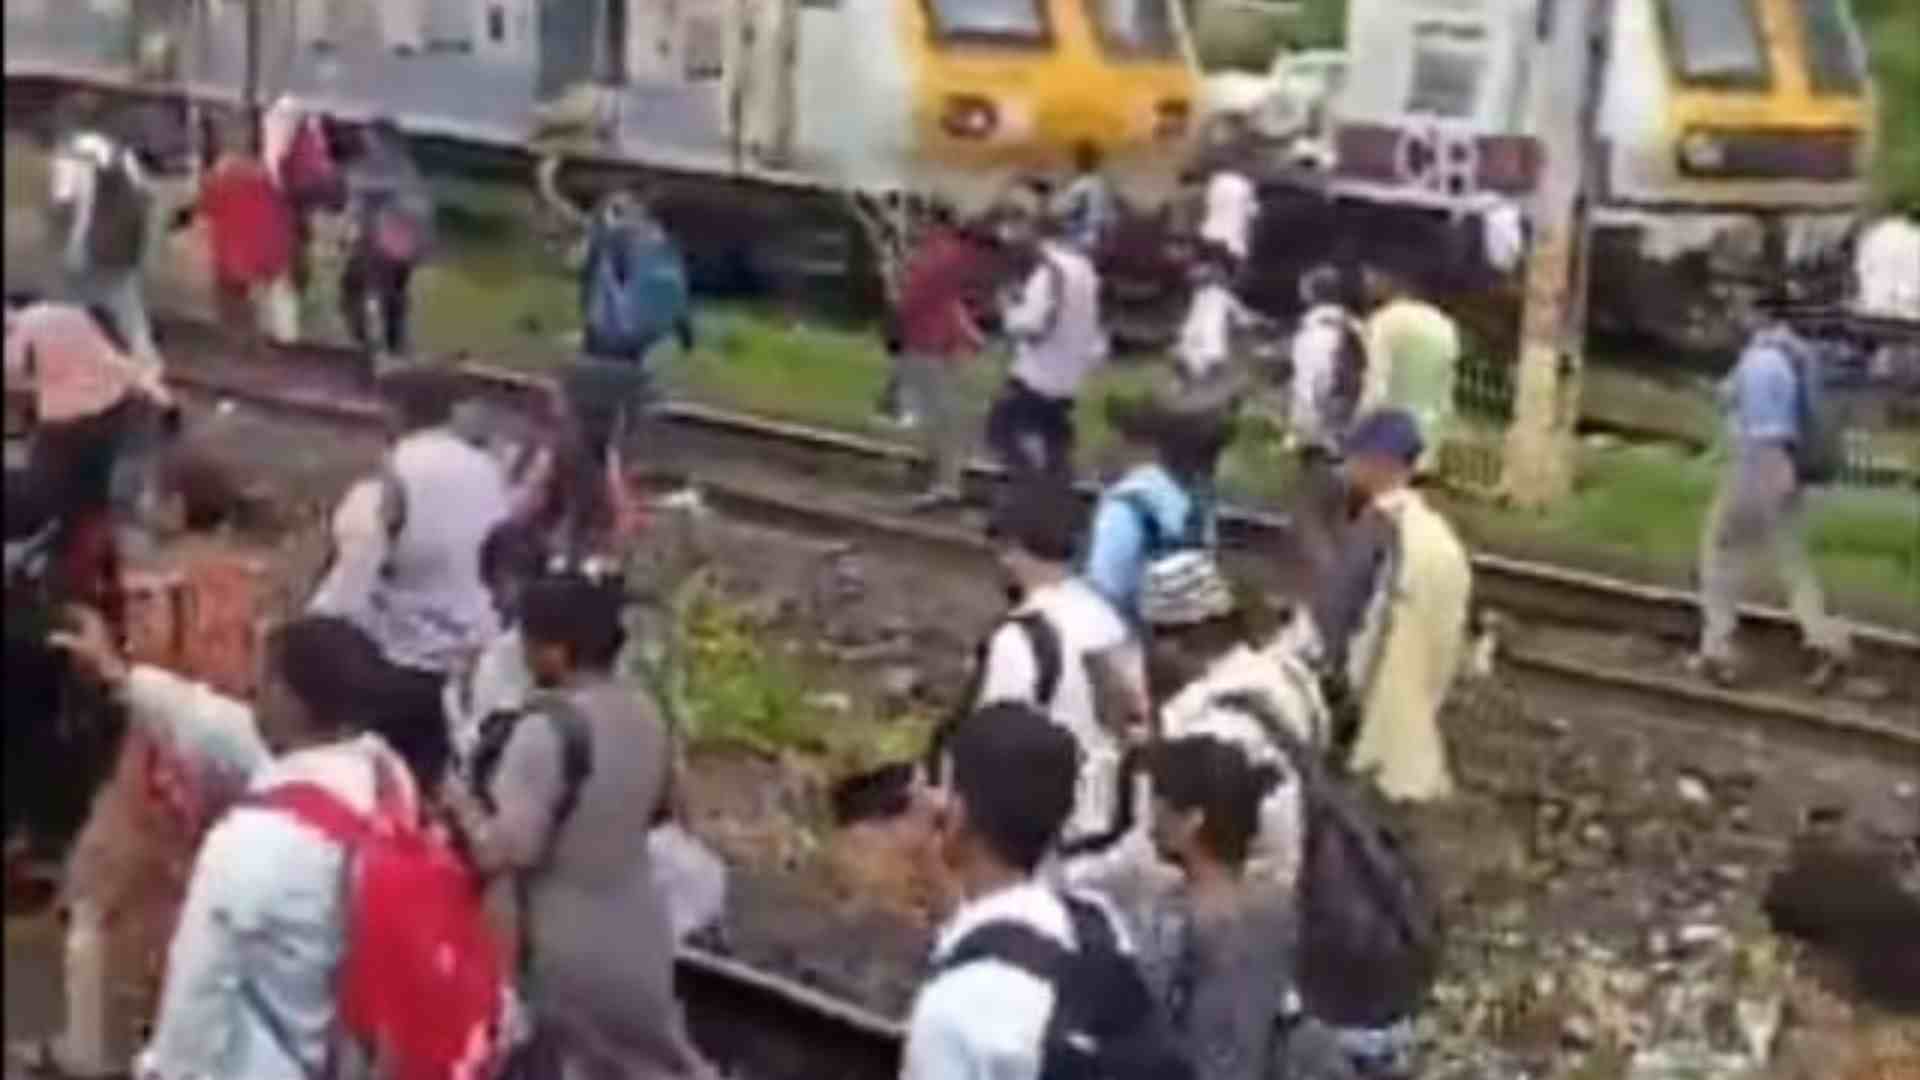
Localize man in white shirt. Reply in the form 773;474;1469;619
985;211;1108;481
978;486;1148;851
1175;249;1262;383
903;703;1132;1080
1286;265;1366;572
1198;165;1259;270
47;106;159;370
307;370;544;789
48;610;417;1080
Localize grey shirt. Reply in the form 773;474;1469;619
1164;891;1297;1080
460;673;708;1077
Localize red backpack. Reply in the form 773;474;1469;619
251;759;508;1080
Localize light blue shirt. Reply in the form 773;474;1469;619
137;713;409;1080
1084;464;1213;626
1723;326;1806;447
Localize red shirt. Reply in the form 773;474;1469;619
199;157;294;286
897;228;993;359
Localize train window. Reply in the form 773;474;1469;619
1083;0;1179;60
1658;0;1770;89
923;0;1049;44
686;15;723;79
1797;0;1865;94
1407;24;1483;119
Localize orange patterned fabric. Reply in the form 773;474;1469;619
123;550;267;700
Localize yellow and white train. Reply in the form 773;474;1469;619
3;0;1200;210
1267;0;1879;352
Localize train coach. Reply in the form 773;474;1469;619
3;0;1200;211
1252;0;1880;356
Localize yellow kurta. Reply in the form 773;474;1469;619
1348;487;1471;803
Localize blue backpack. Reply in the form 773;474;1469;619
582;220;689;360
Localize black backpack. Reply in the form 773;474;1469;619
467;693;595;831
936;892;1195;1080
1790;345;1845;486
1211;691;1440;1029
1328;316;1369;433
86;148;151;271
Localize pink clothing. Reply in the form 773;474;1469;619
198;157;295;287
3;302;145;423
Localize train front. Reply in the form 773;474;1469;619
895;0;1201;209
1601;0;1876;305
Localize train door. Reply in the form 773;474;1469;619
729;0;800;169
538;0;602;99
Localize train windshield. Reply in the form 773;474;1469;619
1660;0;1770;88
1796;0;1866;93
924;0;1049;41
1084;0;1180;59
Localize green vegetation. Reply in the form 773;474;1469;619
1857;0;1920;210
634;569;936;766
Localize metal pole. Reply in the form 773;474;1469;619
1501;0;1605;509
243;0;262;152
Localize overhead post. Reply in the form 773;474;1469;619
243;0;262;152
1501;0;1606;509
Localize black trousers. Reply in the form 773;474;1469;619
557;354;662;554
369;659;452;793
340;252;414;355
28;394;165;520
1289;446;1349;578
985;378;1076;482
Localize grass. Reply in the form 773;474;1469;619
633;568;938;765
5;135;1914;631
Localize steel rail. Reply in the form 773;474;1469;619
152;320;1920;681
161;351;1920;768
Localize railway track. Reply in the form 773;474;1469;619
155;321;1920;765
30;316;1912;1070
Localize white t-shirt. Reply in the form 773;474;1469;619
1176;282;1256;379
1288;303;1356;448
1856;215;1920;320
1200;171;1259;261
1006;242;1108;400
903;882;1133;1080
976;577;1142;843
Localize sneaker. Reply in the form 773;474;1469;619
1687;653;1740;689
1806;649;1847;694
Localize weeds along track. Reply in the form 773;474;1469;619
154;319;1920;780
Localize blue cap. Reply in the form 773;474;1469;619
1343;408;1425;465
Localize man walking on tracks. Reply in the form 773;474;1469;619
538;156;694;553
1310;409;1470;804
48;101;160;370
1691;311;1852;691
986;207;1108;482
339;118;433;369
897;207;997;510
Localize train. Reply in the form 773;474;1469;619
3;0;1200;302
1239;0;1880;357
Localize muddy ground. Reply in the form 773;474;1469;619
9;391;1918;1079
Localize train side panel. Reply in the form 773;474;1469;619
1597;0;1872;213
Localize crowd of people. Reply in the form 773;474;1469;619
4;95;1913;1080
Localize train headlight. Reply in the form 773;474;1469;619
1154;100;1191;141
941;96;1000;140
1679;130;1727;175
